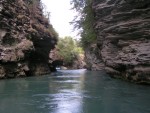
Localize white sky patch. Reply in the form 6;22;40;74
41;0;79;38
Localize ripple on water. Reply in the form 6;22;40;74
52;75;81;78
53;80;80;84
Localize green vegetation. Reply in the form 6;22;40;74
56;36;84;66
26;0;58;40
70;0;96;48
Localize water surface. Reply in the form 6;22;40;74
0;69;150;113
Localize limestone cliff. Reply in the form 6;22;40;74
85;44;104;70
0;0;58;78
87;0;150;84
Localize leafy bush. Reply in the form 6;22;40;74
56;36;84;66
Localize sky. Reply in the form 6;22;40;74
41;0;79;38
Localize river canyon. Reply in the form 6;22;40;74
0;70;150;113
0;0;150;112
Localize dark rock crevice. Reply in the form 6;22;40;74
0;0;58;78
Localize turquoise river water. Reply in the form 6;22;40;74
0;69;150;113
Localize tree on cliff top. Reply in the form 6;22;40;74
70;0;96;48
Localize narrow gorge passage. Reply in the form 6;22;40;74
0;0;150;113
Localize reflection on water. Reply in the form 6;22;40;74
0;69;150;113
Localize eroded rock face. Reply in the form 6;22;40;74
92;0;150;84
0;0;57;78
85;44;104;70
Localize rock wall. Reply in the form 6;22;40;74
90;0;150;84
0;0;57;78
85;44;104;70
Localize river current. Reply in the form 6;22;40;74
0;69;150;113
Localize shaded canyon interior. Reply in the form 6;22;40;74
0;0;150;84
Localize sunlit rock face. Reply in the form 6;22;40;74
0;0;57;78
92;0;150;84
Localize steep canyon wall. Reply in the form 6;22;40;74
0;0;57;78
88;0;150;84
